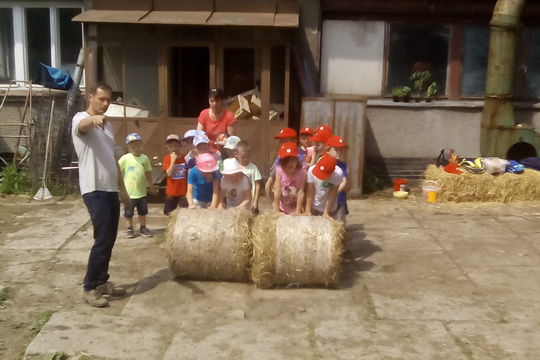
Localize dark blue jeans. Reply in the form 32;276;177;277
82;191;120;291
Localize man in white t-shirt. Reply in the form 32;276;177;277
305;154;344;220
72;82;127;307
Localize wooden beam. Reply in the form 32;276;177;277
261;46;271;171
448;24;464;100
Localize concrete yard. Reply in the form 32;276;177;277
1;193;539;359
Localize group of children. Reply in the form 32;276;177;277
117;124;349;237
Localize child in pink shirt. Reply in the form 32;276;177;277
272;142;306;215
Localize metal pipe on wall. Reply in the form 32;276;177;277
481;0;525;157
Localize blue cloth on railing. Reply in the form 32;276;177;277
34;62;73;90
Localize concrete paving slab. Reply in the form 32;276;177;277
465;266;540;322
446;320;540;360
378;229;442;251
163;320;311;360
361;251;498;321
121;268;248;322
0;250;56;284
313;320;468;360
444;240;540;269
246;287;370;322
2;205;89;250
25;311;171;359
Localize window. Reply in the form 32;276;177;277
59;8;83;75
223;48;256;99
170;47;210;117
386;23;450;95
461;26;489;97
26;8;51;80
516;27;540;98
0;5;83;85
98;45;159;116
0;8;14;83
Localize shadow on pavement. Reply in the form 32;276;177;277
339;223;381;289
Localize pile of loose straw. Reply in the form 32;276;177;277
424;164;540;203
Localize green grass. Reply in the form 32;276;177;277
0;164;31;194
30;310;56;335
154;232;166;245
0;287;10;305
32;352;67;360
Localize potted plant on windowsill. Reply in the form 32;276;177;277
391;86;411;102
410;70;437;102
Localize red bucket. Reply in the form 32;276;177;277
393;178;408;192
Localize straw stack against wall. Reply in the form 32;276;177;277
166;208;252;282
251;214;344;288
424;164;540;202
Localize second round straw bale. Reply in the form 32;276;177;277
251;214;344;288
167;208;252;282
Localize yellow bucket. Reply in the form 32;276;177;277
422;180;441;203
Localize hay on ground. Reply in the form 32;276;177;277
250;214;344;288
166;208;252;282
424;165;540;203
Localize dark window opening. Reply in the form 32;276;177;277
386;23;450;96
0;8;14;83
59;8;82;75
170;47;210;117
461;26;489;97
26;8;51;80
223;48;255;98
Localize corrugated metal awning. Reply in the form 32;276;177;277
73;0;299;27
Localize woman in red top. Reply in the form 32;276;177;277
197;88;237;150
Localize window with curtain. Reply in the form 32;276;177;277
0;8;14;83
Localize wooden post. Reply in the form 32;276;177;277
261;46;272;172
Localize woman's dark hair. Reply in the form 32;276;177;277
208;88;225;100
279;156;300;169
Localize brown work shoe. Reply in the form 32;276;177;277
83;289;109;308
96;282;126;297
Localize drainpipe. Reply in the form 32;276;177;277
481;0;525;157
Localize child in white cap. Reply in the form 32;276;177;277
218;158;251;209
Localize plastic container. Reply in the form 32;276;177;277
422;180;441;203
393;178;408;192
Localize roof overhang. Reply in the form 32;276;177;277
73;0;299;28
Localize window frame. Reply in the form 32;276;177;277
0;2;84;87
383;21;540;101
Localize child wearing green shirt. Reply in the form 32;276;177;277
118;133;156;238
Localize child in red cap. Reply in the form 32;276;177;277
305;154;344;221
309;125;333;166
265;128;298;200
298;126;315;168
272;142;307;215
325;135;350;222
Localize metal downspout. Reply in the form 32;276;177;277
481;0;525;156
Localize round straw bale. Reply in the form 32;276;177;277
166;208;252;282
424;165;540;203
250;214;344;288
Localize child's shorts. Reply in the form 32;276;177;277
193;199;211;209
124;197;148;218
164;195;188;215
311;206;346;222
